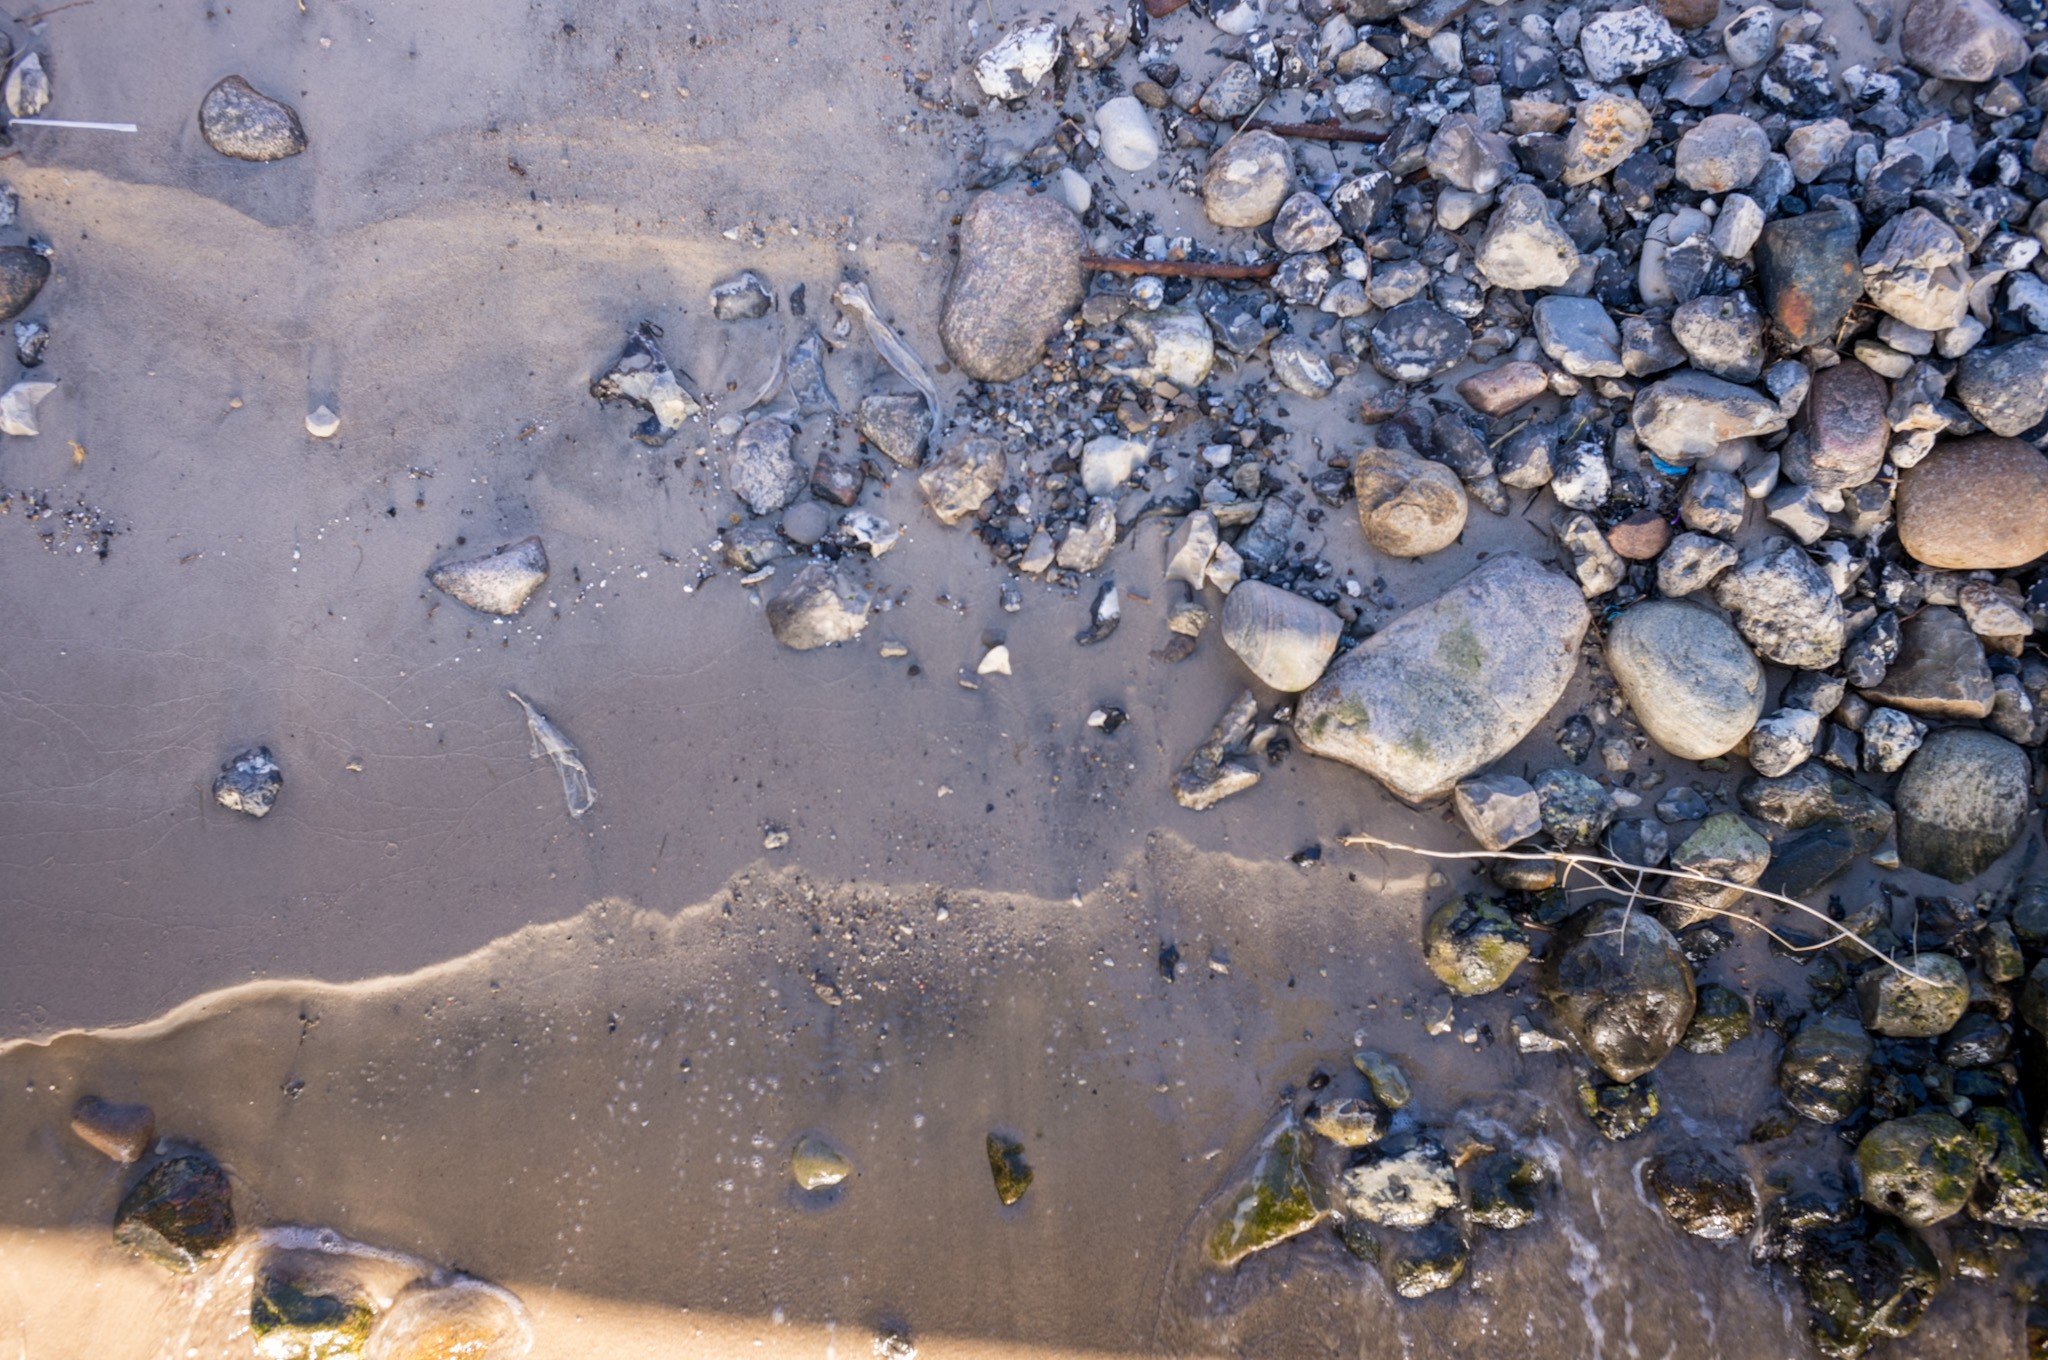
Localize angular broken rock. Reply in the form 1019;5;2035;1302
974;20;1062;99
114;1150;235;1272
766;562;871;650
1953;338;2048;439
1632;371;1786;463
428;536;549;616
1860;209;1970;333
1860;607;1994;718
1754;207;1862;350
1294;554;1590;804
1220;581;1343;692
1174;689;1263;811
1711;538;1846;669
212;746;283;818
1454;772;1543;851
590;324;702;444
1604;599;1765;760
1579;6;1687;83
939;192;1085;383
1352;445;1467;558
1896;436;2048;569
0;379;57;436
1201;129;1294;229
71;1097;155;1164
918;434;1006;525
726;418;807;516
0;246;50;322
198;75;307;162
1474;184;1580;291
854;392;932;468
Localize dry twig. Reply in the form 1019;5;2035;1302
1244;119;1387;145
1081;254;1278;280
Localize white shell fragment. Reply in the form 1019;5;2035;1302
306;404;340;438
0;379;57;435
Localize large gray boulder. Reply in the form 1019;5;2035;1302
1293;554;1590;803
1604;600;1765;759
1895;728;2032;882
939;192;1086;383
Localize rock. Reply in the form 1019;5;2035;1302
0;378;57;436
1606;512;1671;561
1712;193;1764;259
1674;114;1770;192
1860;608;1993;718
1954;340;2048;440
1164;511;1219;588
1352;1050;1413;1109
1466;1152;1544;1229
70;1097;155;1163
1860;209;1971;332
1785;1211;1939;1358
1125;306;1215;388
590;324;702;444
199;76;306;161
1856;954;1968;1038
1094;95;1160;172
1220;581;1343;691
427;536;548;617
1304;1096;1388;1148
1580;7;1687;82
1681;984;1753;1053
1899;0;2027;81
1533;767;1614;847
1337;1136;1459;1228
1779;1009;1872;1123
1661;813;1771;927
304;405;340;439
1894;728;2031;882
1271;191;1342;254
1368;299;1471;381
1268;335;1336;398
918;435;1005;525
1670;292;1765;382
1206;1116;1325;1265
765;562;871;650
940;193;1084;383
1457;361;1548;416
1423;895;1531;995
1174;689;1263;811
1755;208;1863;350
365;1284;529;1360
855;393;932;468
1540;904;1696;1083
1475;185;1580;290
791;1134;853;1190
1562;93;1653;186
1352;445;1468;558
1973;1107;2048;1229
1633;372;1786;464
1711;539;1845;669
113;1151;235;1271
1055;500;1117;571
1294;555;1591;803
974;21;1062;98
1722;5;1778;66
5;52;48;119
1364;1220;1471;1298
0;246;49;322
1896;436;2048;568
709;271;774;321
721;420;803;516
1079;435;1147;497
1656;533;1739;600
1534;295;1626;377
1605;600;1764;759
1856;1113;1984;1228
1202;130;1294;229
1787;360;1887;496
1748;707;1820;777
987;1133;1033;1206
1647;1150;1756;1240
1739;765;1895;850
213;747;283;818
1454;773;1542;850
1578;1074;1660;1140
251;1259;373;1360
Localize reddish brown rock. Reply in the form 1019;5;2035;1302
1658;0;1722;26
1896;436;2048;569
71;1097;155;1163
1787;359;1889;495
1456;361;1549;416
1607;511;1673;560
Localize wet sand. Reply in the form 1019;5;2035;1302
0;0;2038;1355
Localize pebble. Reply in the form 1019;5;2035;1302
428;536;549;616
1540;904;1696;1083
765;562;871;650
1953;338;2048;438
0;245;49;321
1658;532;1739;596
1778;1009;1872;1124
1352;445;1468;559
710;271;775;321
1673;114;1770;193
918;434;1005;525
1219;581;1342;692
1898;0;2028;81
855;392;932;468
1747;707;1820;777
1894;728;2031;882
1754;206;1863;350
1369;299;1471;382
1423;896;1531;996
1579;6;1687;83
1093;95;1160;172
1534;295;1625;377
1670;292;1765;382
1896;436;2048;569
1721;5;1778;66
1453;772;1543;850
1859;208;1970;333
69;1097;155;1164
1294;554;1590;803
1857;954;1969;1039
1861;607;1993;718
1456;361;1548;416
1632;371;1787;463
1711;538;1846;669
727;418;806;516
0;379;56;436
198;75;307;162
114;1150;235;1271
973;21;1062;99
1855;1113;1981;1228
304;404;340;439
590;324;702;444
941;192;1085;384
1562;94;1653;187
1201;130;1294;229
1474;184;1580;291
1785;359;1886;496
213;747;283;818
1605;600;1765;759
1271;191;1342;254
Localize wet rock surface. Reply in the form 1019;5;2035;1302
1540;904;1696;1083
213;747;284;819
113;1150;235;1271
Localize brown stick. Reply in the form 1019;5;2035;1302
1144;0;1188;14
17;0;92;20
1081;254;1277;280
1245;119;1387;145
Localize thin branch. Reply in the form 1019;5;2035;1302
17;0;91;20
1339;833;1932;981
1244;119;1387;145
1081;254;1277;280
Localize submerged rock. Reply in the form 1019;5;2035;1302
1604;599;1764;759
1422;895;1530;996
1972;1106;2048;1229
1465;1151;1544;1229
113;1151;236;1271
1219;581;1341;692
252;1260;374;1360
1646;1149;1756;1240
1540;904;1696;1082
213;747;284;819
367;1283;529;1360
1304;1096;1387;1148
1578;1074;1660;1140
1779;1009;1873;1124
987;1133;1033;1207
765;562;871;650
199;76;307;161
1785;1209;1939;1358
427;537;547;617
69;1096;155;1164
1294;554;1589;803
939;192;1085;383
791;1134;853;1191
1337;1136;1459;1229
0;246;49;322
1894;728;2030;882
1856;1113;1984;1228
1680;984;1753;1054
1206;1115;1325;1265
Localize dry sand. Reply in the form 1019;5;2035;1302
0;0;2033;1355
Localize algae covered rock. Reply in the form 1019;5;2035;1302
1336;1135;1460;1229
1971;1106;2048;1230
113;1150;236;1271
987;1132;1033;1207
1540;903;1696;1082
1855;1112;1985;1227
1855;954;1968;1038
1787;1210;1939;1359
1646;1148;1757;1240
1205;1114;1326;1266
1422;894;1531;996
253;1261;375;1360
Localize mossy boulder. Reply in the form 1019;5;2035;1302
1855;954;1968;1038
